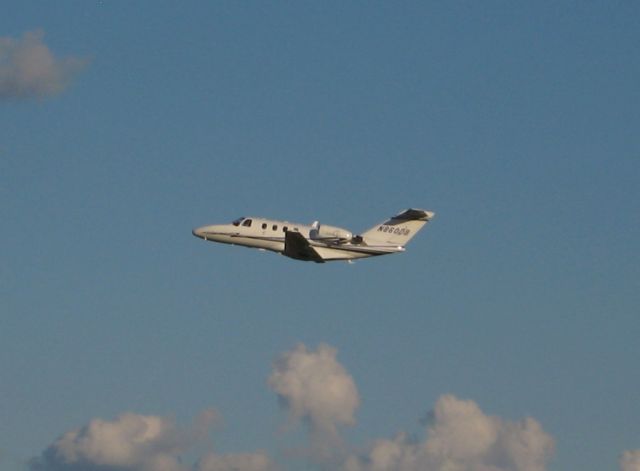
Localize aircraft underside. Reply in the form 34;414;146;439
204;234;394;263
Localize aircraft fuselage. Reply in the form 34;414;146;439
193;209;434;263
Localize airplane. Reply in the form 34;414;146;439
192;208;435;263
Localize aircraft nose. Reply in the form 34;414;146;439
192;227;206;239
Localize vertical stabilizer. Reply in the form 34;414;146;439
360;208;435;246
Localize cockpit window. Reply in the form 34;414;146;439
242;219;252;227
232;217;244;227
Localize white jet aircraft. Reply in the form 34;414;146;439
192;208;434;263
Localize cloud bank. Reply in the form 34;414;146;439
0;30;87;100
197;451;279;471
28;343;562;471
28;409;277;471
29;410;218;471
343;394;554;471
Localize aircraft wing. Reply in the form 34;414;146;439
284;231;324;263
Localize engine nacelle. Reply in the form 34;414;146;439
310;222;352;242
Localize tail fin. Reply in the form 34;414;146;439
360;208;435;247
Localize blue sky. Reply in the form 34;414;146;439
1;2;639;470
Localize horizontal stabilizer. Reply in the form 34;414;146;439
387;208;434;223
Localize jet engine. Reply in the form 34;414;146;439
309;222;352;243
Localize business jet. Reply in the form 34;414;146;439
192;208;434;263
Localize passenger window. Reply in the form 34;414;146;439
262;223;267;229
272;224;278;231
283;226;288;232
242;219;252;227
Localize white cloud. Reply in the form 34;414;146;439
343;394;554;471
0;30;87;100
30;410;217;471
268;343;360;461
29;343;557;471
268;343;360;429
29;409;279;471
621;450;640;471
